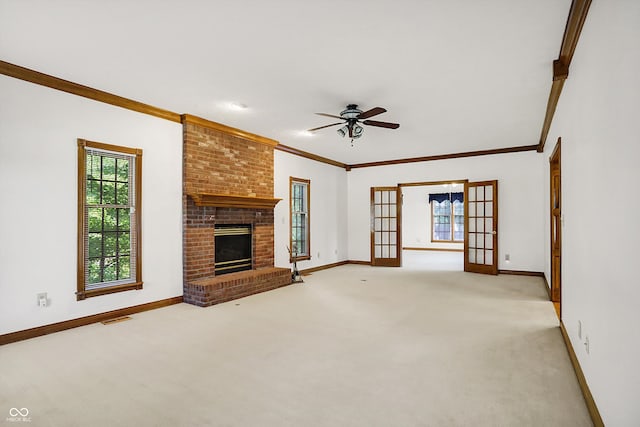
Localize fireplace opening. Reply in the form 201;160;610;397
214;224;252;275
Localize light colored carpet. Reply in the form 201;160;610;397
0;257;591;426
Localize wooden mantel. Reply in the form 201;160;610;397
188;193;281;209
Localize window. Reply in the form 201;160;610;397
77;139;142;300
290;177;310;260
430;193;464;242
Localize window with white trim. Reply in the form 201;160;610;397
77;139;142;300
430;192;464;242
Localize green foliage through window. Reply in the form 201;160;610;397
85;151;133;285
290;179;310;257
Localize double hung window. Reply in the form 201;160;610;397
290;177;310;260
77;139;142;300
430;193;464;242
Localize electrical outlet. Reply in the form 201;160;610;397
505;254;510;261
584;336;590;354
37;292;48;307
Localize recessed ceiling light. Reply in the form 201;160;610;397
224;102;249;111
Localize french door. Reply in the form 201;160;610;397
464;180;498;275
370;187;401;267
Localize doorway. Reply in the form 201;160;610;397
399;181;466;271
371;180;499;275
550;139;562;318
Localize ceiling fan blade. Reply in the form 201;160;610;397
307;122;343;132
362;120;400;129
315;112;344;120
358;107;387;119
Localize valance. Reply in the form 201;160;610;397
428;192;464;204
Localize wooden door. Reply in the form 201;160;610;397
370;187;401;267
464;180;498;275
550;140;562;304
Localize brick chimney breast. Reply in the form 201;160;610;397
181;115;290;307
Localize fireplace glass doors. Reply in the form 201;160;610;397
214;224;252;275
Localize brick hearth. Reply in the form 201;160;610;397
182;115;290;307
183;268;291;307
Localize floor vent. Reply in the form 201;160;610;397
101;316;132;325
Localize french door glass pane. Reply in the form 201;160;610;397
485;250;493;265
485;185;493;200
485;218;493;232
485;234;493;249
485;202;493;216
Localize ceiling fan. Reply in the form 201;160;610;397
307;104;399;141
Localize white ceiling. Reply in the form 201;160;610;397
0;0;571;164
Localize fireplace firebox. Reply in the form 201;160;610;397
214;224;252;275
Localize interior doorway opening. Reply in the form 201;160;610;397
399;180;467;271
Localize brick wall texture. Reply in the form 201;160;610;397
183;121;273;197
182;119;288;306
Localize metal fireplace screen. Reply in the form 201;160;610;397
214;224;252;275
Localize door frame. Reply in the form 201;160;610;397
397;179;468;263
550;138;562;315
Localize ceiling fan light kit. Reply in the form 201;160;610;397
308;104;399;145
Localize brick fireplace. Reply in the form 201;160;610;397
181;115;291;307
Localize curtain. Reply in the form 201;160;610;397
428;192;463;203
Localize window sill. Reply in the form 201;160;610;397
290;255;310;263
430;240;464;244
77;281;143;301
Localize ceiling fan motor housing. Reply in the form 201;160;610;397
341;104;362;119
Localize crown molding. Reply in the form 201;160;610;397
181;114;279;147
0;60;182;123
275;144;348;169
347;145;538;169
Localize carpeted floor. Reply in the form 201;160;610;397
0;255;592;426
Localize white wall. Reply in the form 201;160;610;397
402;184;464;250
543;1;640;424
273;150;348;270
347;152;545;272
0;76;183;335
